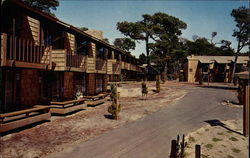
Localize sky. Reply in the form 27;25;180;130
54;0;248;57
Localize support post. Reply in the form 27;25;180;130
170;140;177;158
195;144;201;158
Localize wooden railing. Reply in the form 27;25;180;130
5;34;49;64
96;58;107;72
112;62;121;74
66;52;87;70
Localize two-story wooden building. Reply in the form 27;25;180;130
0;0;141;114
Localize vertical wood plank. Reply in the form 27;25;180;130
18;38;21;61
26;40;29;62
10;36;13;60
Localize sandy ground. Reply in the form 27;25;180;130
185;119;249;158
0;81;186;158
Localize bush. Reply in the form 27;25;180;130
141;82;148;96
108;84;121;120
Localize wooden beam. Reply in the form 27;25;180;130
4;60;49;69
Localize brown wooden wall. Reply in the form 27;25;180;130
20;69;40;106
63;72;74;100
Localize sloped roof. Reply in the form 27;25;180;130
5;0;138;60
187;55;249;64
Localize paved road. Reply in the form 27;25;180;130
48;85;242;158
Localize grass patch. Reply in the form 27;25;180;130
196;132;203;135
226;131;233;134
229;137;238;141
188;136;196;142
222;144;227;148
227;155;234;158
204;144;213;150
212;137;223;142
201;154;208;158
217;132;224;135
205;128;209;131
231;148;241;153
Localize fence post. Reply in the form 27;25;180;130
195;144;201;158
170;140;177;158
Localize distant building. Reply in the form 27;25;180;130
183;55;249;83
85;30;104;40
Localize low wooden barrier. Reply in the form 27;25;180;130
0;106;50;133
83;93;110;106
49;98;85;114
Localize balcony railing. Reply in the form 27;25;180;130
66;51;87;70
112;62;121;74
4;34;49;64
96;58;107;72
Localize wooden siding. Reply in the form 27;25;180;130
21;15;40;45
64;32;75;52
107;60;113;74
51;49;66;71
86;57;96;73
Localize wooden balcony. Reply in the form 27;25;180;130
1;33;51;69
51;49;87;72
96;58;107;74
66;52;87;72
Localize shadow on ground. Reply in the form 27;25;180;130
0;120;50;137
204;119;243;136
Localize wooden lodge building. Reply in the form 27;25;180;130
0;0;141;114
184;55;249;83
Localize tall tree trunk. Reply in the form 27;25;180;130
231;39;241;83
145;37;150;65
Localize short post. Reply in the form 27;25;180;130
170;140;177;158
195;144;201;158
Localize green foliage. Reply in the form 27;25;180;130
179;73;184;82
212;137;223;142
229;137;238;141
231;148;241;153
230;6;250;80
77;27;89;32
103;38;109;43
20;0;59;14
204;144;213;150
156;75;160;92
108;84;121;120
138;53;147;65
141;82;148;96
114;38;135;52
117;12;187;65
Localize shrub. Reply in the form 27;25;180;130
141;82;148;97
108;83;121;120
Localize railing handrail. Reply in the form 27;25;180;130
5;34;50;64
66;51;87;70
